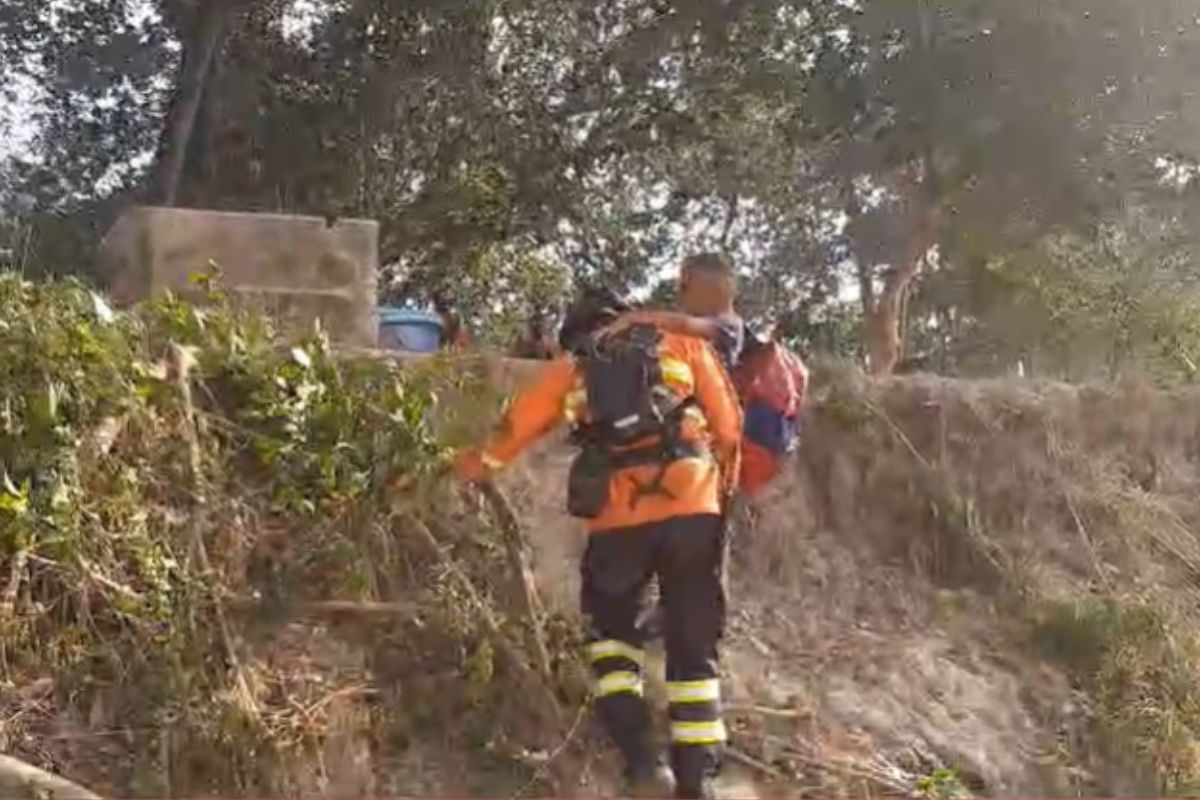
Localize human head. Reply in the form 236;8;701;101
558;285;630;355
679;252;736;316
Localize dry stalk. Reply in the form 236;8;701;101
1115;487;1200;582
169;343;259;723
402;510;564;724
1062;486;1108;586
227;597;422;618
861;397;933;472
510;693;592;799
775;739;913;795
726;746;789;781
0;548;27;622
727;704;803;720
1044;423;1108;585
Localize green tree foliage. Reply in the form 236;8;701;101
7;0;1200;377
0;1;851;320
909;212;1200;382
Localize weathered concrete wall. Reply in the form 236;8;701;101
100;207;379;347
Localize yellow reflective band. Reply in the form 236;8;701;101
596;670;643;697
660;357;694;390
670;720;727;745
666;679;721;704
563;389;586;423
587;639;646;666
481;451;505;470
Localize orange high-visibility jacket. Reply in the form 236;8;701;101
480;332;743;533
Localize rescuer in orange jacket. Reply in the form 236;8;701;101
456;287;742;799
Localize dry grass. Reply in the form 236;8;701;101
9;278;1200;797
720;367;1200;796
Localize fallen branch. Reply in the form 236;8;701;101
726;704;803;720
476;479;553;682
776;741;913;795
726;746;788;782
510;693;593;799
0;752;101;799
402;511;564;723
227;597;421;618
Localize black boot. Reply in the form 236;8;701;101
597;694;669;796
623;759;676;798
671;745;719;799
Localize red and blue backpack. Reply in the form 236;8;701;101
732;334;808;497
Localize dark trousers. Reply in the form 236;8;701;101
580;513;727;796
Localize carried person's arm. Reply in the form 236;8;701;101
602;310;723;342
455;357;575;481
688;340;743;497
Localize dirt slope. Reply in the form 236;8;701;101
10;337;1200;799
499;367;1200;797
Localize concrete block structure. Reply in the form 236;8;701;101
99;206;379;347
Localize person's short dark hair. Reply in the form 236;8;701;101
558;286;631;354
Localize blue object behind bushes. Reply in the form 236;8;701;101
378;307;444;353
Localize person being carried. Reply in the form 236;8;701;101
604;255;808;640
510;307;558;360
600;251;806;499
455;286;743;799
600;254;744;640
601;252;745;375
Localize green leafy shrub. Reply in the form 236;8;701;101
0;274;573;796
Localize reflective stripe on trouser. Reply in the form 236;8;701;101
585;637;652;775
669;685;725;800
667;678;720;704
667;678;725;745
580;515;728;788
587;638;646;668
596;669;643;698
588;638;646;697
671;720;728;745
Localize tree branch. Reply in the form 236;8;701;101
720;194;739;249
0;753;101;800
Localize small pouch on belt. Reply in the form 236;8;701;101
567;447;611;519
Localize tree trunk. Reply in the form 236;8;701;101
720;194;739;248
864;0;939;377
863;242;927;376
148;0;235;206
863;164;938;377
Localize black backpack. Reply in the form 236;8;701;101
576;324;672;447
566;324;699;518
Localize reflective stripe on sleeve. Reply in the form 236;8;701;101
660;357;694;391
563;389;586;423
481;451;505;470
